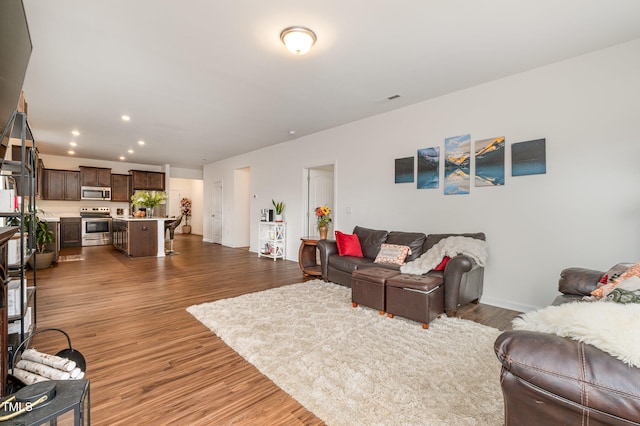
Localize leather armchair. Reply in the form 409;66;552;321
495;330;640;425
494;263;640;425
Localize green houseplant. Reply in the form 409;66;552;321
131;191;168;217
29;215;55;269
272;199;284;222
9;212;56;270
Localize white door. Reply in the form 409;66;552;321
212;181;223;244
307;167;334;236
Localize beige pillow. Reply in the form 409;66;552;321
374;244;412;265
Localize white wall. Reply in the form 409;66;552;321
203;39;640;311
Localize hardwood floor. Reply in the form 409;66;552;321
29;236;520;425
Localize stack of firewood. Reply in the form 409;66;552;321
12;348;84;384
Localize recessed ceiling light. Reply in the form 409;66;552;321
71;130;80;137
69;142;77;147
128;149;134;154
121;115;131;122
288;130;296;135
119;156;126;161
137;140;145;145
68;150;75;155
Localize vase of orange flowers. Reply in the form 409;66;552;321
315;205;332;239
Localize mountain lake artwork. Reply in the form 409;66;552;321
475;136;505;186
395;156;414;183
417;147;440;189
444;134;471;195
512;139;546;176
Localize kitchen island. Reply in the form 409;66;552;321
112;217;175;257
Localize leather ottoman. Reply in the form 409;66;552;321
351;267;400;314
385;274;444;329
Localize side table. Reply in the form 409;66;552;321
298;237;322;277
0;379;90;425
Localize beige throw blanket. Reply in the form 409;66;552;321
400;236;488;275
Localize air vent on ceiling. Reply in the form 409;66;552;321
374;94;402;104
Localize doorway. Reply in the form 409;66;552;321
304;164;335;236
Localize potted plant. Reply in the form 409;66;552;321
9;210;56;269
130;191;168;217
28;215;55;270
180;197;192;234
272;200;284;222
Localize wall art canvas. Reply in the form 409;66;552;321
512;138;546;176
474;136;505;186
444;134;471;195
394;156;414;183
417;147;439;189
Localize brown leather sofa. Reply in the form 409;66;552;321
494;264;640;425
316;226;486;316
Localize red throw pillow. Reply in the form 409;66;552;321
335;231;363;257
433;256;450;271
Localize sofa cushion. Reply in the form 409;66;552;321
335;231;363;257
424;232;485;252
386;231;426;261
328;254;374;273
373;243;411;265
353;226;389;259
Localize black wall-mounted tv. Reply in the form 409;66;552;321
0;0;32;161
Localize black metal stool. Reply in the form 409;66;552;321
164;214;183;255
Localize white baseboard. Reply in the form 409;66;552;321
479;296;540;313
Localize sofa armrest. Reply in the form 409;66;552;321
558;267;604;296
442;255;484;314
317;239;338;281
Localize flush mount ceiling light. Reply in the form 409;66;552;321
280;27;317;55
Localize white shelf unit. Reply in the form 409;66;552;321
258;221;286;261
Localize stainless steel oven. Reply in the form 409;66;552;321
80;207;112;246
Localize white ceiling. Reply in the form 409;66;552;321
20;0;640;170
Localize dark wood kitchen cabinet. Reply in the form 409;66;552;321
42;169;80;201
130;170;165;191
60;217;82;248
111;173;131;202
80;166;111;187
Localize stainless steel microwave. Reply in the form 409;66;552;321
81;186;111;201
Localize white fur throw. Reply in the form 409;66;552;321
512;302;640;367
400;236;488;275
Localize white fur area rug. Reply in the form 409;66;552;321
187;280;504;425
512;301;640;367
